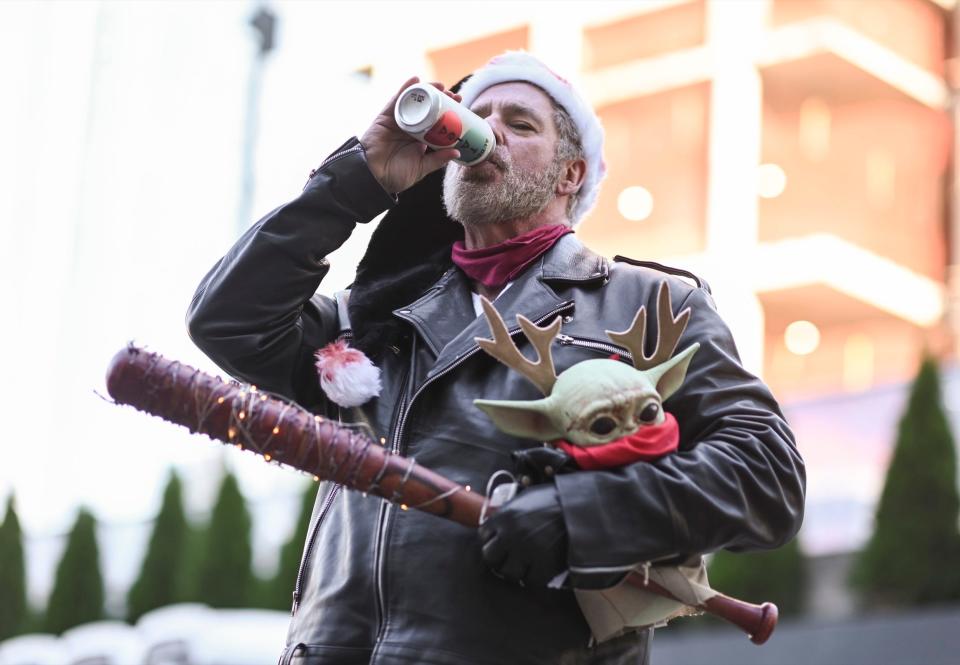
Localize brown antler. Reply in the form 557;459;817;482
606;282;691;370
476;296;561;395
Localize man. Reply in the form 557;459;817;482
187;52;805;665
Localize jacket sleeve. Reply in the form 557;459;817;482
186;137;396;409
555;285;806;573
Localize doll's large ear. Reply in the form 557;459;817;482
647;343;699;401
473;398;564;441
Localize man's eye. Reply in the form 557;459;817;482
511;123;533;131
589;416;618;436
637;402;660;423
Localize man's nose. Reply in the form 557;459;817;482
486;115;507;147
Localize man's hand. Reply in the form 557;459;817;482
360;76;462;195
478;482;569;587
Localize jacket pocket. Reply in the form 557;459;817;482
280;642;374;665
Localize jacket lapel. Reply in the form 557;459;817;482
393;234;609;377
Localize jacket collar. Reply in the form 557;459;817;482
538;233;608;284
393;234;608;373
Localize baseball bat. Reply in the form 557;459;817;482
105;344;776;644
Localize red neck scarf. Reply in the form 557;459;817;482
554;413;679;470
451;224;572;290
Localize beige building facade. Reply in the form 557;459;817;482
351;0;958;554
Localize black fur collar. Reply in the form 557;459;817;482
348;168;464;357
348;76;472;357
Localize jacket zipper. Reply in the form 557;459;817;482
372;361;412;632
291;482;341;615
556;334;633;362
311;144;365;178
371;301;575;650
291;330;360;615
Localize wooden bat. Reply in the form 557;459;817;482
105;344;777;644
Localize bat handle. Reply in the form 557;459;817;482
628;573;778;645
703;592;778;645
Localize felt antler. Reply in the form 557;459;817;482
475;296;561;396
606;282;691;371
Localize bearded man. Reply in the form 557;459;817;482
187;52;805;665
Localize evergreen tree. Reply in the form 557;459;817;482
261;482;316;610
195;471;253;607
127;471;190;623
850;356;960;607
708;538;806;617
44;508;104;634
0;495;28;640
172;519;206;605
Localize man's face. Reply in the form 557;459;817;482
443;82;565;227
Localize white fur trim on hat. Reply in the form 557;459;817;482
457;51;606;227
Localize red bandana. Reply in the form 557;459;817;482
554;413;680;470
451;224;572;289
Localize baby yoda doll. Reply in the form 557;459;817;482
474;282;716;643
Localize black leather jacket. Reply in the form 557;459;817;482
186;141;805;665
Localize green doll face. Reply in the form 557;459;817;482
473;282;698;446
474;347;697;446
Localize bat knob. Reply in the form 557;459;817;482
749;602;778;645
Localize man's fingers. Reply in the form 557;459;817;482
431;82;463;103
498;556;526;584
396;75;420;96
440;88;462;102
379;75;420;114
421;148;460;175
481;532;507;568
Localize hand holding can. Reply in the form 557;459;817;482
394;83;496;166
359;77;464;195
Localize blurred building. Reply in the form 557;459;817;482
6;0;957;636
340;0;958;560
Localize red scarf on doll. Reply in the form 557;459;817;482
555;413;679;470
451;224;572;289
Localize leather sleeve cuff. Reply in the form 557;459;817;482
555;467;673;572
304;137;397;222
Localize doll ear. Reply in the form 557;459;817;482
473;398;564;441
647;343;699;401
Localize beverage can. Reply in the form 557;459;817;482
394;83;495;166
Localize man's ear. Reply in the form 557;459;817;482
557;157;586;197
473;398;564;441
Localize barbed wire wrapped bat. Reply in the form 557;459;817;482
104;343;776;644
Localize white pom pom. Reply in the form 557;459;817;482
314;340;382;408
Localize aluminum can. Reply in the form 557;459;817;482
394;83;495;166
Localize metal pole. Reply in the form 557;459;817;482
237;5;276;236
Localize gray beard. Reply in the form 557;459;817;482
442;151;564;227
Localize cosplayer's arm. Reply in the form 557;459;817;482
186;137;395;407
554;286;806;574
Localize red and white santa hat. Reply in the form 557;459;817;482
456;51;607;227
320;53;608;407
